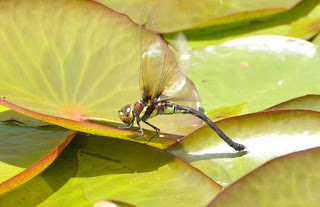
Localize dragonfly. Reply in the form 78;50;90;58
118;25;245;151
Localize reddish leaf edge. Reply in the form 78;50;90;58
174;109;320;145
169;149;223;193
149;8;286;33
264;94;320;111
0;131;77;195
92;0;300;34
0;99;135;137
91;135;223;193
206;147;320;206
89;0;139;27
0;100;177;148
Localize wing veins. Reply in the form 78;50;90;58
154;49;180;102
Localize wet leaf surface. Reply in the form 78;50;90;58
208;147;320;207
187;36;320;120
164;0;320;49
167;110;320;186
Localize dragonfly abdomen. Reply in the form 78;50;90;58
158;102;190;115
140;102;189;121
173;103;245;151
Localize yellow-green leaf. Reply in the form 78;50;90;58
267;94;320;111
0;134;221;206
0;121;76;194
0;0;200;137
167;110;320;186
208;147;320;206
187;36;320;120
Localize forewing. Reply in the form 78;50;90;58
170;32;191;75
140;27;168;101
145;45;201;135
139;27;201;134
140;26;199;109
155;46;199;110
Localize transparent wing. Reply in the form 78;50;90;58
139;26;199;109
140;26;168;101
169;32;191;75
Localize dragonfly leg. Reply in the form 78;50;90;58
118;122;133;129
118;116;135;129
128;119;145;140
136;119;145;136
142;120;160;143
142;120;160;134
129;119;159;143
173;103;246;151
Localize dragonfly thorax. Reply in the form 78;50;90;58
133;100;147;118
135;99;177;121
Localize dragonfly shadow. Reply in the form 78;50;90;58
45;134;174;179
181;150;248;163
28;133;176;205
168;143;248;163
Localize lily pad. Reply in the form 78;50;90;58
187;36;320;120
0;121;76;194
0;134;222;207
267;94;320;111
167;110;320;186
0;0;200;136
0;105;8;113
208;147;320;206
97;0;302;33
164;0;320;49
0;99;177;149
97;0;157;25
0;105;50;126
145;0;301;33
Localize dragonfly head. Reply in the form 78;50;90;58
118;104;133;124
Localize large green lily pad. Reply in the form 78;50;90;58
0;134;221;206
145;0;301;33
208;147;320;206
164;0;320;49
187;36;320;121
0;0;200;136
97;0;302;33
167;110;320;186
0;121;76;194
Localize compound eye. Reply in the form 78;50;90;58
123;104;132;117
